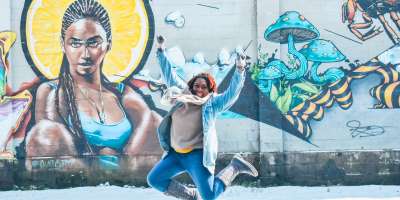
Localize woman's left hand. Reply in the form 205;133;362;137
235;54;247;72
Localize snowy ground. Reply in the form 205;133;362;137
1;185;399;200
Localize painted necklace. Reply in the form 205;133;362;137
77;83;106;124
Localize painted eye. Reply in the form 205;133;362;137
87;38;103;48
87;41;99;48
70;41;82;48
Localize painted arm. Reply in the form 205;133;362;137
156;49;187;89
122;86;160;155
34;82;54;122
6;77;40;96
211;63;246;113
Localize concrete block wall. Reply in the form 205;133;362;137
0;0;399;189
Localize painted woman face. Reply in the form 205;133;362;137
192;77;210;98
63;18;110;78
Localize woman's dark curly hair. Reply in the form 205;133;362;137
187;73;217;94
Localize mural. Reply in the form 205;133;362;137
20;0;160;170
248;11;351;139
0;0;399;172
0;31;33;159
248;7;400;140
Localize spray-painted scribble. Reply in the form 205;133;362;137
31;159;75;170
346;120;386;138
324;28;363;44
196;3;220;10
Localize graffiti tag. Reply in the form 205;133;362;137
31;159;74;170
346;120;386;138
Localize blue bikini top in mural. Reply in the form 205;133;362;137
47;81;133;151
78;109;132;151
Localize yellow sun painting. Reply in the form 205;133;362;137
24;0;153;82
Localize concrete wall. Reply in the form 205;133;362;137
0;0;399;189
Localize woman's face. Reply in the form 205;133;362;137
62;18;109;78
192;77;210;98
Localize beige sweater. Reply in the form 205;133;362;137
170;92;210;153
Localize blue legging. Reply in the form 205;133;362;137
147;149;225;200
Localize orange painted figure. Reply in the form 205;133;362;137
342;0;400;43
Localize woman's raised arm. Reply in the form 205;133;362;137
156;35;187;90
211;54;247;113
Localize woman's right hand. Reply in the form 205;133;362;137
156;35;166;51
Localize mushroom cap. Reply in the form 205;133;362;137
299;39;346;63
264;11;319;44
258;64;284;80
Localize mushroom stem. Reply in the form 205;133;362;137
286;34;308;80
258;79;273;95
267;60;292;75
310;61;324;83
310;61;345;84
266;80;272;95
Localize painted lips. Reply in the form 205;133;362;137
78;62;94;67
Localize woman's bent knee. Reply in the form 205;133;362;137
147;168;170;192
146;169;156;188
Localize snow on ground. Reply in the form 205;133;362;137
1;185;399;200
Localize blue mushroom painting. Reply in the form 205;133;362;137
250;11;323;113
262;11;319;88
250;10;351;117
299;39;346;85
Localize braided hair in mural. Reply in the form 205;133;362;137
56;0;119;153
